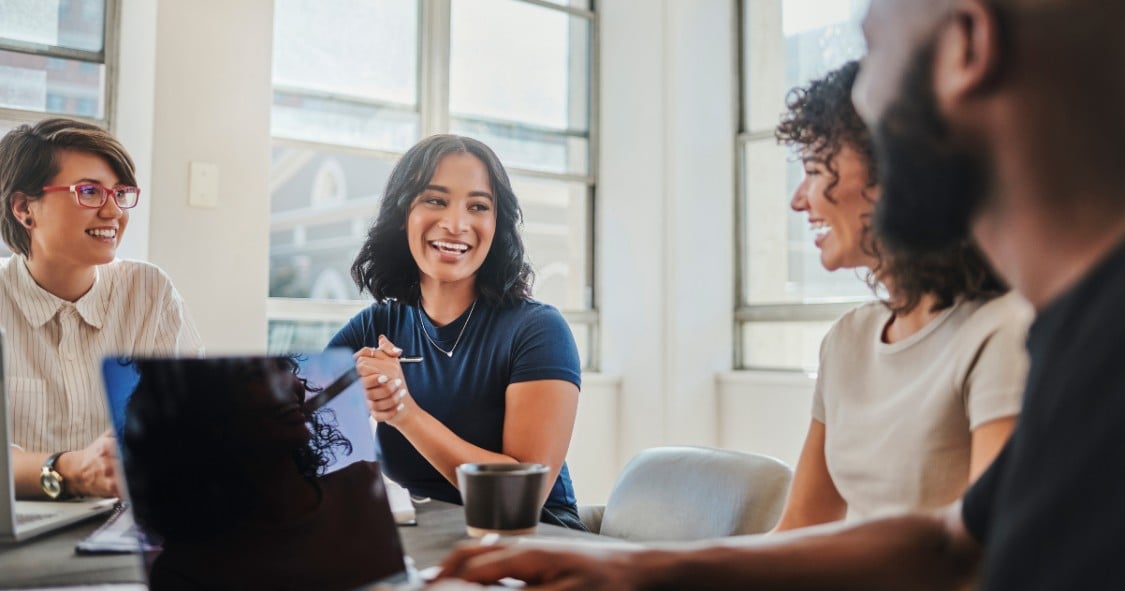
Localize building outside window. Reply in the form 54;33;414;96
737;0;870;371
267;0;598;367
0;0;116;257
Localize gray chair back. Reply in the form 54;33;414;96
597;446;792;542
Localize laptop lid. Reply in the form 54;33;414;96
102;350;410;589
0;329;116;544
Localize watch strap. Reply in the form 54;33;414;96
42;451;71;500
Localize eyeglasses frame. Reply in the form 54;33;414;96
40;183;142;210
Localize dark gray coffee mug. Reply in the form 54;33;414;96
456;462;549;537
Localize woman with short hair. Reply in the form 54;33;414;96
0;118;202;500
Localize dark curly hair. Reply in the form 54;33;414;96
351;134;534;307
775;60;1004;313
122;356;352;543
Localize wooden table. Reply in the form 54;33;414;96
0;501;608;588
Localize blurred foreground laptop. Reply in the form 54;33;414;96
0;329;116;543
101;350;422;590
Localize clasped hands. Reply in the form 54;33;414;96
355;335;416;426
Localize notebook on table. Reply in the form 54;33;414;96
0;329;117;544
100;350;424;589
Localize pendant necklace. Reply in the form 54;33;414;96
416;299;477;358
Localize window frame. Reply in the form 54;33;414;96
0;0;119;128
733;0;872;371
266;0;601;369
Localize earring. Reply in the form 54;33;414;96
23;218;32;227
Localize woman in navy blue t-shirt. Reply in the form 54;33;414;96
328;134;584;529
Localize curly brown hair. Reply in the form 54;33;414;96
775;60;1004;314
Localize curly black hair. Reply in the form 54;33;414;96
775;60;1004;314
351;134;534;307
122;356;353;543
776;61;878;205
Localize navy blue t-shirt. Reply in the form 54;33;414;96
327;299;582;510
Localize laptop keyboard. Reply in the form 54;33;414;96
16;511;58;525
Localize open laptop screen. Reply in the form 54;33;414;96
102;350;408;589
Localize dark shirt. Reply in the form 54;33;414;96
327;299;582;510
962;239;1125;590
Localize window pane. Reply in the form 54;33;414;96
271;89;419;153
537;0;590;9
271;0;420;151
450;117;587;176
742;0;868;133
568;321;591;370
0;48;104;118
268;319;344;353
0;0;105;52
740;320;834;371
511;176;590;310
268;144;393;301
450;0;590;175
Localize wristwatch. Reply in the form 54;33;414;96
40;452;70;500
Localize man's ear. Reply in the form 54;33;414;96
933;0;1004;110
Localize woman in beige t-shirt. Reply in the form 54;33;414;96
771;62;1032;531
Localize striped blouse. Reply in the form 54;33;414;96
0;255;204;453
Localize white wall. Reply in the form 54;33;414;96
117;0;273;352
112;0;812;506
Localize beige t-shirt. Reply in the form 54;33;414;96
0;255;203;453
813;292;1032;522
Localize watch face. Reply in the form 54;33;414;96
40;472;63;499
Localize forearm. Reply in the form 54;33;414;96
12;447;51;499
771;505;845;533
393;410;517;488
628;514;978;591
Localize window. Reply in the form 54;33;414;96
0;0;117;257
736;0;869;371
267;0;598;367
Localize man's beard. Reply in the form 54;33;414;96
871;44;991;256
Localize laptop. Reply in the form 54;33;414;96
0;329;117;543
101;350;420;589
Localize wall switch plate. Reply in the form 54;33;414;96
188;161;219;208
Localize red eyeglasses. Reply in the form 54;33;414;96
41;183;141;209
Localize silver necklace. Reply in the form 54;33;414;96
416;299;477;358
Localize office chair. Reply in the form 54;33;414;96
579;446;793;542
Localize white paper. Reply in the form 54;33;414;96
383;472;416;525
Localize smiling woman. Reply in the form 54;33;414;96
328;134;586;530
769;62;1033;532
0;118;203;503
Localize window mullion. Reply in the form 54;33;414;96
419;0;451;136
103;0;121;128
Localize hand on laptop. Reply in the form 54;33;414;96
57;430;120;499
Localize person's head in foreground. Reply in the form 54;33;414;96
352;133;533;307
0;118;138;283
437;1;1125;589
123;357;351;544
778;59;1003;314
